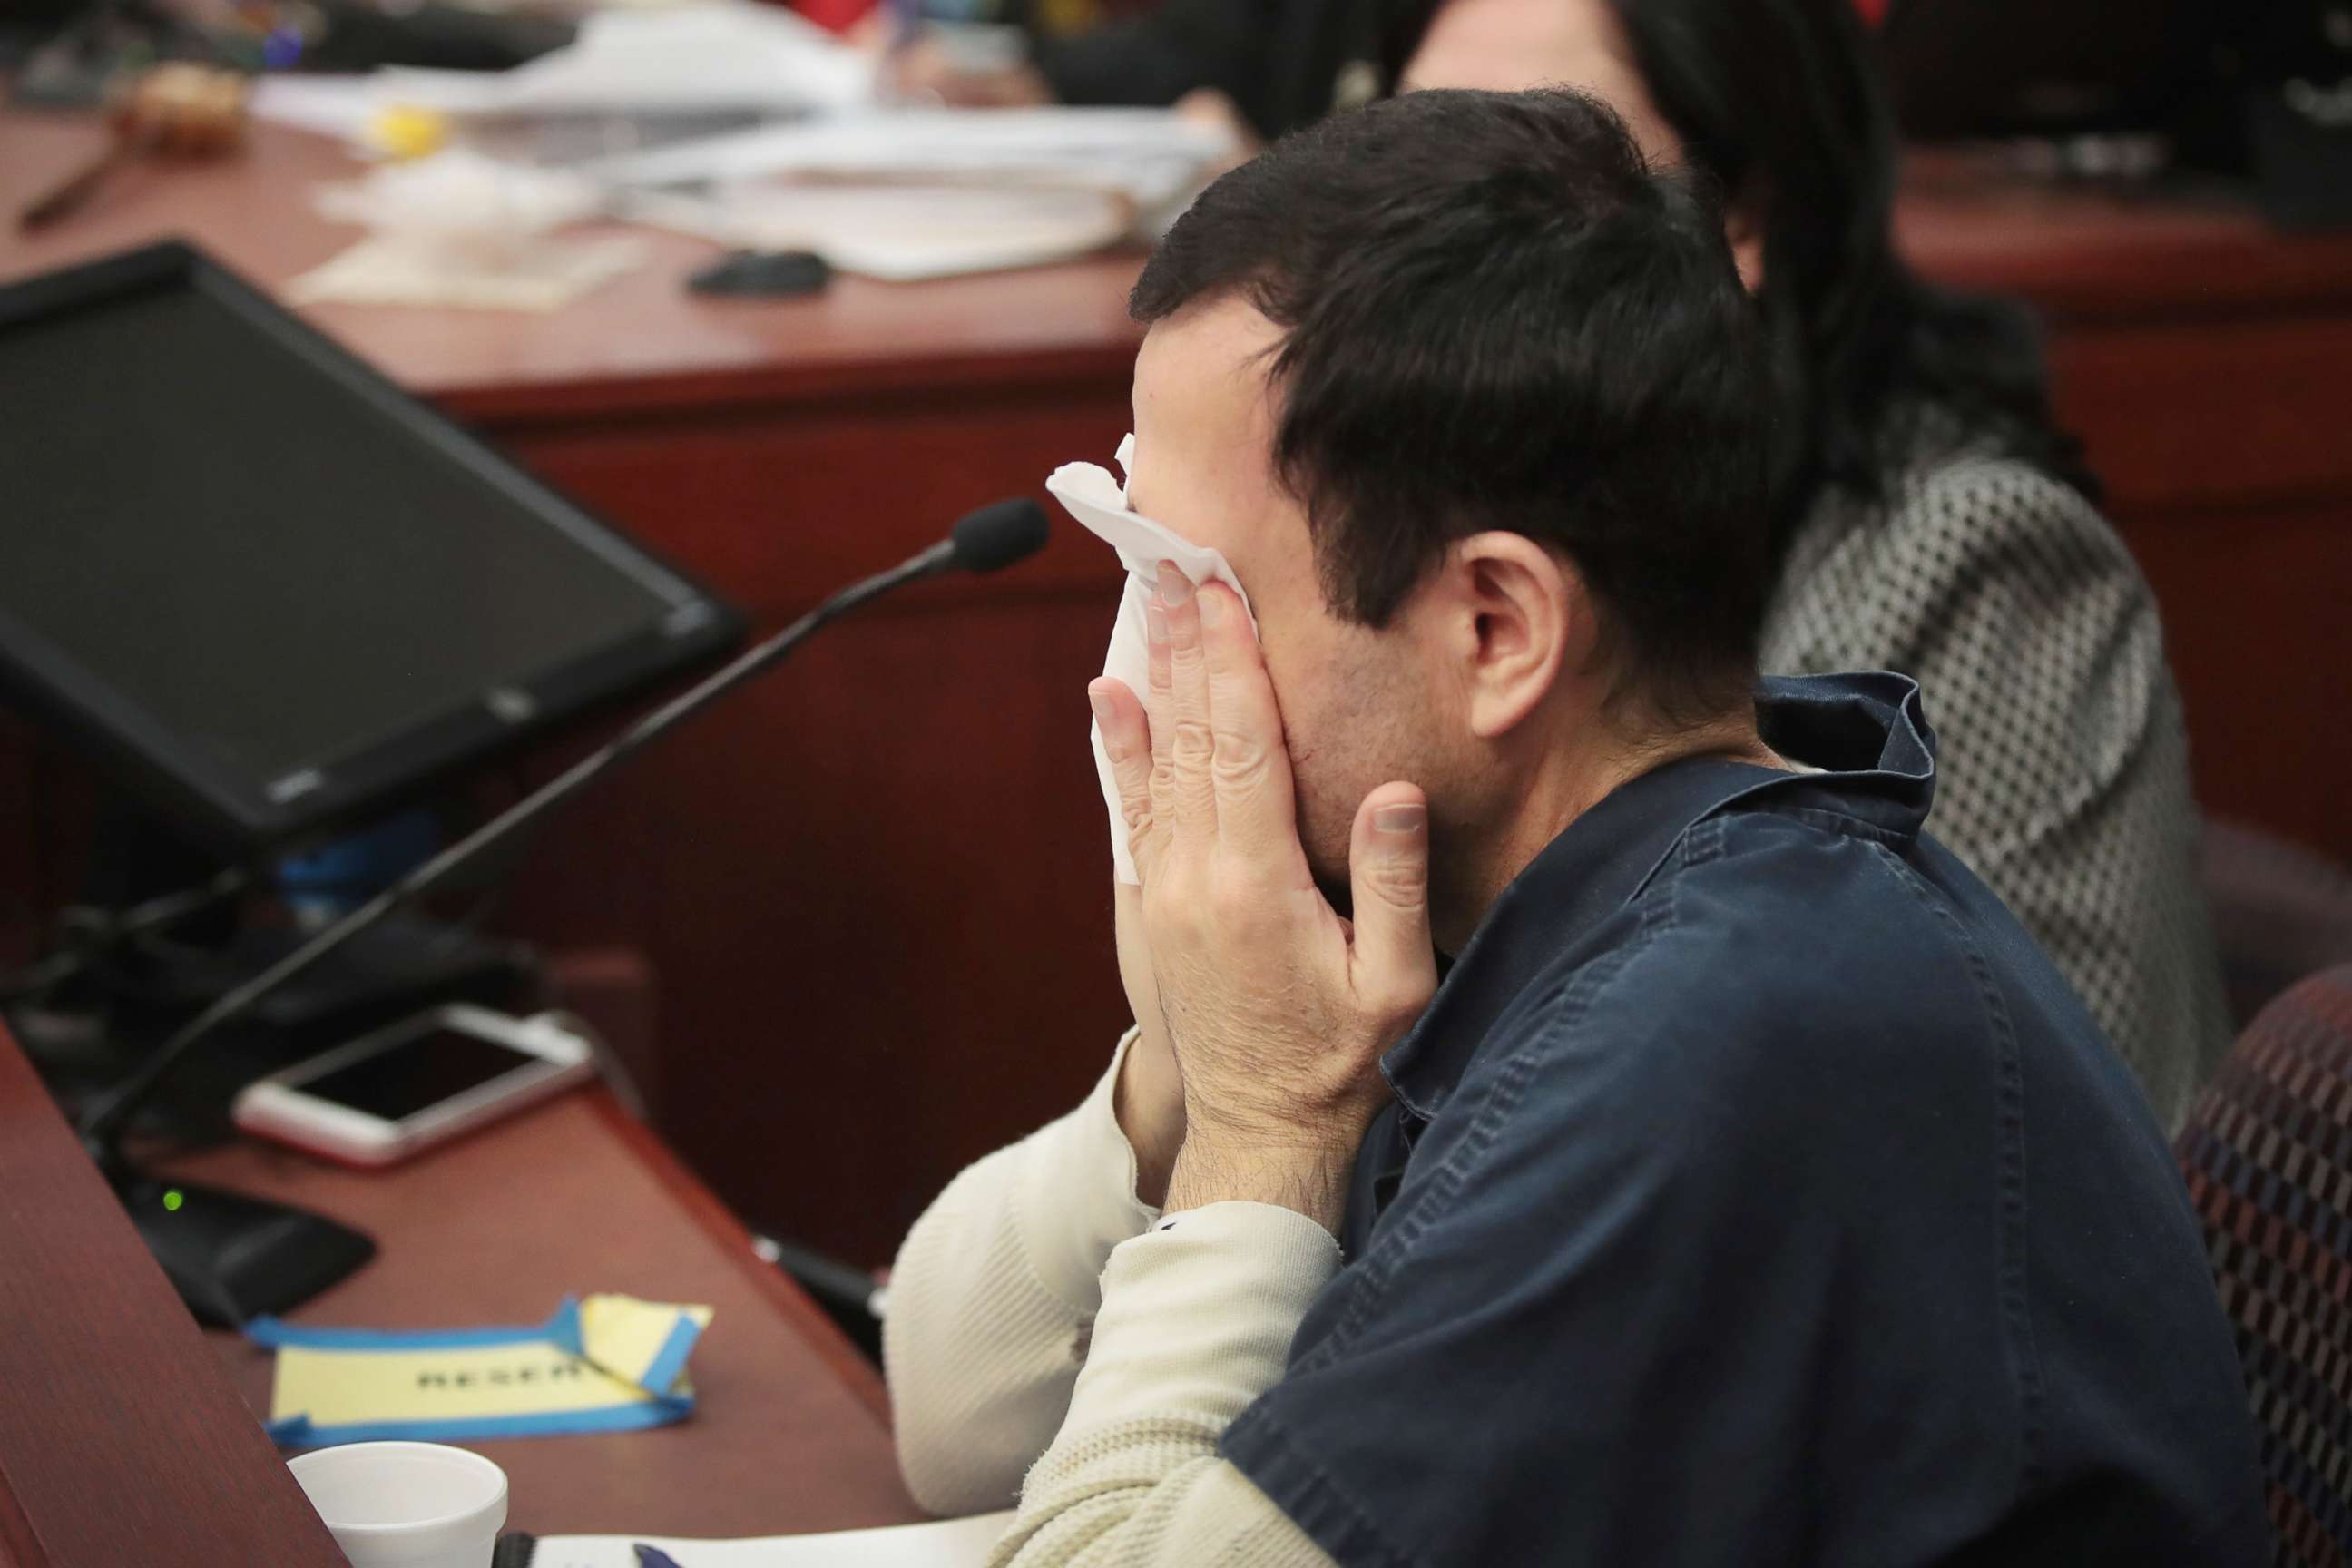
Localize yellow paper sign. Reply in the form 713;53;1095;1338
253;1294;710;1446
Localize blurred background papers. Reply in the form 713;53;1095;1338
246;4;1233;285
294;148;647;308
367;5;873;119
249;3;872;141
583;108;1238;213
592;107;1236;279
629;183;1130;281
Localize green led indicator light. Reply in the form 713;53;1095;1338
162;1189;183;1213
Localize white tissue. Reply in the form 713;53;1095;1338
1045;436;1258;884
313;148;603;258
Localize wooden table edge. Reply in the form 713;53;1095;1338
0;1021;350;1567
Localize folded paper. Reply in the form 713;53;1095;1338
1045;436;1259;884
253;1292;710;1447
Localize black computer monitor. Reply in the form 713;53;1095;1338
0;241;741;849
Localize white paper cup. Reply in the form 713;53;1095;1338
289;1441;508;1568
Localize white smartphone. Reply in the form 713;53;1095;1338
232;1004;596;1168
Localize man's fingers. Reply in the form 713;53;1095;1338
1195;580;1298;856
1144;591;1178;843
1347;783;1438;1034
1092;678;1162;878
1157;565;1219;842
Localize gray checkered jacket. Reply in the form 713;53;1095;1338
1761;452;2231;1129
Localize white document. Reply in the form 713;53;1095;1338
524;1509;1016;1567
1045;436;1258;884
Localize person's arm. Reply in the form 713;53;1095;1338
888;883;1191;1515
884;1028;1161;1515
981;564;1431;1563
982;1205;1341;1567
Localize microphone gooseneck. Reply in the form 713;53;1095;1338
76;500;1050;1156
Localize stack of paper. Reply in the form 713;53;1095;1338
373;4;875;119
626;183;1130;282
585;108;1236;212
249;3;873;141
249;5;1237;283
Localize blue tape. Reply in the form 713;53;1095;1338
246;1316;547;1350
545;1296;585;1359
269;1395;694;1449
254;1297;705;1446
634;1312;705;1396
249;1300;584;1354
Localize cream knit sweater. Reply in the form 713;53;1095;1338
886;1034;1345;1566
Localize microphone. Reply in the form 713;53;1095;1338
77;498;1051;1157
946;497;1054;576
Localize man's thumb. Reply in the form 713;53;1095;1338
1348;783;1437;1021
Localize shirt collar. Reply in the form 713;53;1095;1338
1380;671;1938;1121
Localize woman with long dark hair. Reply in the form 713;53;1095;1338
1399;0;2229;1124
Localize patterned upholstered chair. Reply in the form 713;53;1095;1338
2201;821;2352;1027
2176;965;2352;1565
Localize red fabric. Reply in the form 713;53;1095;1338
788;0;1881;44
789;0;878;36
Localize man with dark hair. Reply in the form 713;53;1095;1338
884;89;2264;1566
1125;80;1773;723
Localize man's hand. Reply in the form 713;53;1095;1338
1088;565;1436;1233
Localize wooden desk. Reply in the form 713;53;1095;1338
0;110;1142;421
3;109;2347;1268
0;1020;344;1567
0;1019;922;1565
167;1092;921;1539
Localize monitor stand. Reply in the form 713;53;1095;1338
31;799;508;1324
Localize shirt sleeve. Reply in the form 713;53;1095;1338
886;1030;1161;1515
986;1204;1343;1568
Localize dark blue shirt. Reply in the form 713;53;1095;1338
1220;673;2266;1567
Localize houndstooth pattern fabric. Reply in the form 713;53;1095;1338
2175;965;2352;1565
1760;449;2232;1128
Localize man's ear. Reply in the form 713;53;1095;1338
1440;532;1589;741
